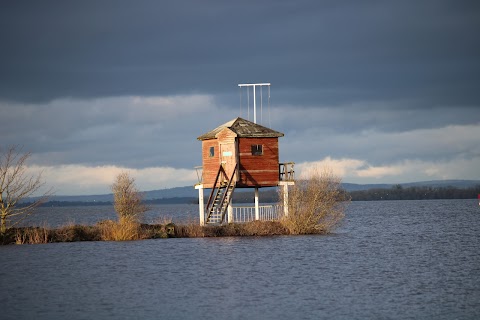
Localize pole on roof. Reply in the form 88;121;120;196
238;83;271;124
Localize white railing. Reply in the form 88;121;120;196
231;204;284;223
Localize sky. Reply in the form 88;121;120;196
1;1;479;195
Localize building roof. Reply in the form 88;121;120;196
197;117;284;141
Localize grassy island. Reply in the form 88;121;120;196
1;169;348;245
1;220;296;245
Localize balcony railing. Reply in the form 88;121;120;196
194;166;203;185
279;162;295;182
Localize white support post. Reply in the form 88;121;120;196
196;184;205;226
227;196;233;223
255;187;260;220
283;184;289;217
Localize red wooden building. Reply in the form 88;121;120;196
197;117;284;188
195;117;294;225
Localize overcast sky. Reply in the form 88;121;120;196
1;1;479;195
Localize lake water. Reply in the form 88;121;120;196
1;199;479;319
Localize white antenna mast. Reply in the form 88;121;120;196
238;83;271;124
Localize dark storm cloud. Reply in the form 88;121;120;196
1;1;479;193
1;0;479;107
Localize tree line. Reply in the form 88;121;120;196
348;184;480;201
230;184;480;203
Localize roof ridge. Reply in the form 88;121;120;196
197;117;284;141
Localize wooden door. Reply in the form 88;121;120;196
220;142;237;182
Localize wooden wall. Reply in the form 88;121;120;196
201;133;280;188
201;139;219;188
237;137;279;188
202;128;238;188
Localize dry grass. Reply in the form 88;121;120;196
240;220;288;236
174;220;288;237
2;217;319;245
97;217;176;241
174;218;206;237
53;223;100;242
14;225;50;244
2;219;178;245
280;168;349;235
11;223;101;244
97;218;144;241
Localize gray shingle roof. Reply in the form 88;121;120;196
197;117;284;140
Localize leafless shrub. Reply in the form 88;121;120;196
111;172;148;223
280;167;348;234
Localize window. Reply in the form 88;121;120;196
251;144;263;156
209;146;215;157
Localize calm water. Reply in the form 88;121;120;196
1;200;479;319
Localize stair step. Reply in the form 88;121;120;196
206;166;237;225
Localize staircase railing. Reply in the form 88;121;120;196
219;167;238;223
205;165;225;217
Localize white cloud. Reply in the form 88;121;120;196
296;155;480;184
27;164;197;196
296;157;365;179
356;164;404;178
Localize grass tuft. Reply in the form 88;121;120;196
14;225;50;244
98;218;143;241
53;224;100;242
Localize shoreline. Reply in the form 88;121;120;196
0;220;306;245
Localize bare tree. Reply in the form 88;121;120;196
111;172;148;222
0;146;52;233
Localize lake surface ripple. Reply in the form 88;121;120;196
1;199;479;319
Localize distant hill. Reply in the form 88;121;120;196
30;180;480;204
341;180;480;192
42;186;198;203
400;180;480;189
341;183;392;192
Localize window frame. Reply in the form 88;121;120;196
209;146;215;157
251;144;263;156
